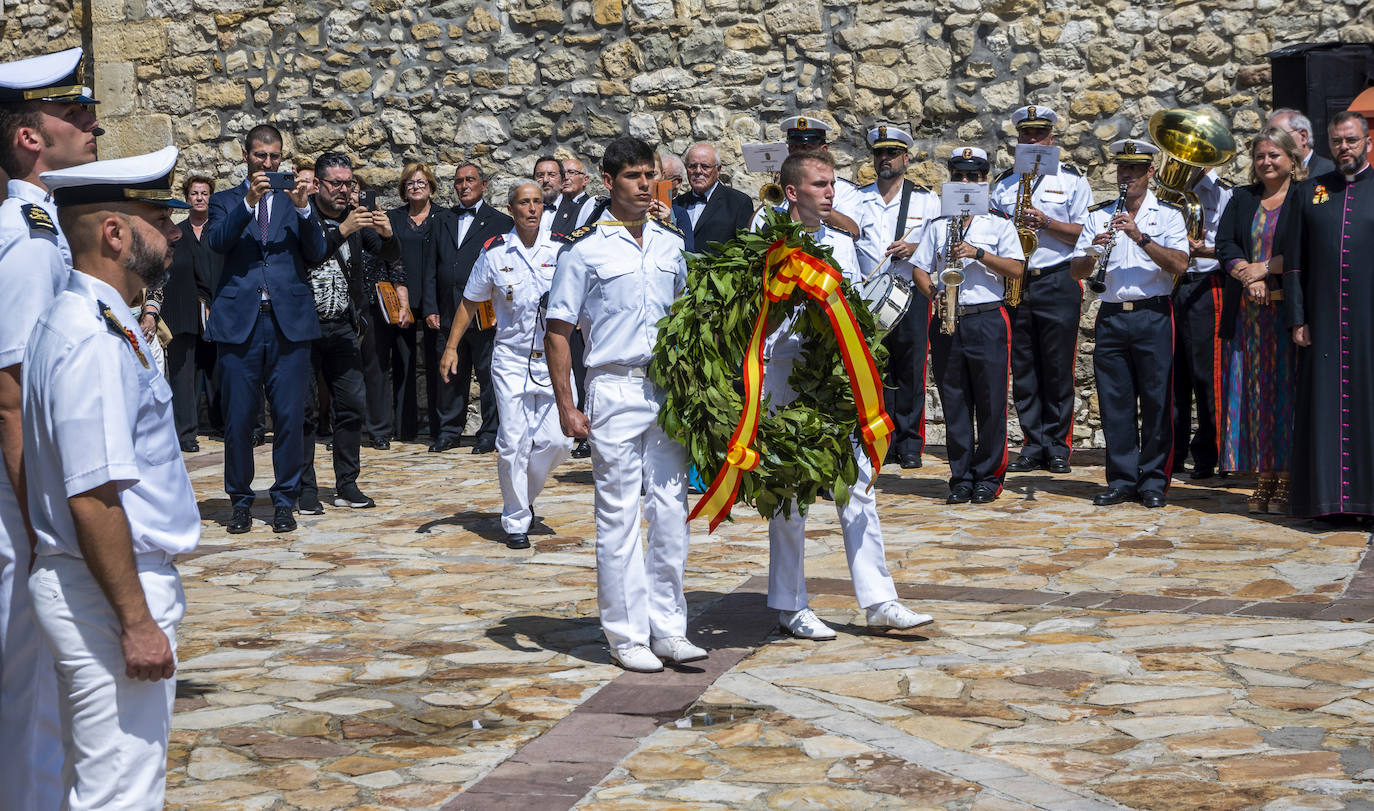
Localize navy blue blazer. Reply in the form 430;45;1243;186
205;182;328;345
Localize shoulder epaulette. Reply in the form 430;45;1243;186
987;208;1011;219
554;224;596;245
482;234;505;250
827;222;858;240
1216;177;1235;189
913;183;933;193
1089;199;1116;212
837;177;858;189
1158;198;1187;214
654;217;684;238
1062;163;1083;177
994;168;1013;183
21;204;57;235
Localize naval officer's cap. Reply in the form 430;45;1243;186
1011;104;1058;130
867;124;914;152
41;145;188;209
1107;138;1160;165
781;115;832;146
0;48;98;105
947;146;990;173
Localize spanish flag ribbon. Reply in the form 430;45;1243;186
689;239;894;531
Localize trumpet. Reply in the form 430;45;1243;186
1087;182;1130;294
1007;154;1042;307
936;216;968;335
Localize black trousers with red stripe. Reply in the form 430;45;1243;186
930;306;1010;491
1009;263;1083;464
1094;299;1175;494
1171;272;1224;472
883;289;931;458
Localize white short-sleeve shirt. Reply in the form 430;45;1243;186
463;230;561;353
545;218;687;370
854;181;942;276
0;180;72;369
990;165;1093;268
23;270;201;559
913;214;1026;305
1072;190;1189;303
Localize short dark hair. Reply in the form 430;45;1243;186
181;174;215;198
1330;110;1370;136
244;123;283;150
456;162;485;182
779;149;834;190
533;155;563;179
0;102;44;177
600;137;655;180
314;151;352;177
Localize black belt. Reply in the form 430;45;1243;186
259;300;273;312
1100;295;1170;313
1028;260;1071;277
956;301;1005;317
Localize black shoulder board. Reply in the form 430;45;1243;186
828;222;858;240
1158;198;1187;214
1089;199;1115;211
22;204;57;235
1062;163;1083;176
554;225;596;245
654;217;684;238
1216;177;1235;189
987;208;1011;219
994;167;1013;182
914;183;933;193
482;234;505;250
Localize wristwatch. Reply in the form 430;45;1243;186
1136;233;1152;248
975;247;985;261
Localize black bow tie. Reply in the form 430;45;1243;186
687;193;707;204
456;206;477;217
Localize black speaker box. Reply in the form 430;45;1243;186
1266;42;1374;159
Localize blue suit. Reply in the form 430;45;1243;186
206;183;327;509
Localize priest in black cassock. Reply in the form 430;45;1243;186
1284;111;1374;519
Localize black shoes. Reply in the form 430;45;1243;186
180;439;200;453
505;532;530;549
1190;467;1214;481
370;437;391;450
227;506;252;534
272;506;296;533
334;484;376;509
971;485;999;504
251;428;267;447
428;436;459;453
571;439;591;459
1047;458;1072;474
1092;487;1137;506
1006;456;1042;473
947;485;973;504
471;438;496;454
1141;491;1167;508
298;493;325;515
899;453;922;469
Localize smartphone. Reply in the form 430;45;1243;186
654;180;674;208
360;189;377;210
265;171;296;192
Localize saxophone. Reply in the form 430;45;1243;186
1007;155;1041;307
937;216;967;335
1087;182;1130;294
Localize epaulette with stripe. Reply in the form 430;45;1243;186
827;221;858;240
1062;163;1083;176
482;234;505;250
1215;176;1235;189
653;216;684;239
553;224;596;245
21;204;57;235
1158;198;1188;214
994;167;1014;183
1089;199;1117;211
987;208;1012;219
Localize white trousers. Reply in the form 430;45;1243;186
29;555;185;811
0;474;63;811
586;369;690;651
492;349;572;534
763;355;899;612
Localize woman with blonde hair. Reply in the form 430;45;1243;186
1215;127;1306;512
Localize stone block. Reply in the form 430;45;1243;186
592;0;623;25
97;20;168;61
97;113;173;159
197;81;247;109
95;61;136;117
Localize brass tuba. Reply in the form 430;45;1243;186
1148;109;1236;240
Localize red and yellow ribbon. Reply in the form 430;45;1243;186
690;239;894;531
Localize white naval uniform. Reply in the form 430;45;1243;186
762;223;900;612
990;164;1093;269
854;181;941;276
23;270;201;811
0;178;68;811
749;175;869;232
546;218;690;652
1071;191;1189;301
913;214;1025;305
463;231;573;534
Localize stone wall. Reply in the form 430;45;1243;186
8;0;1369;446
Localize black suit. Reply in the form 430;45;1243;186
428;201;513;444
674;183;753;252
1307;153;1337;178
162;219;221;444
548;192;590;237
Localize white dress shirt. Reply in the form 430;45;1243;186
1072;190;1190;302
913;214;1025;305
990;165;1094;268
0;180;71;369
464;229;561;352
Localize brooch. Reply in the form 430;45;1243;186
98;300;150;369
1313;184;1329;205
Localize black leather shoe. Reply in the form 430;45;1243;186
571;439;591;459
471;439;496;454
371;438;391;450
180;439;200;453
428;436;460;453
227;506;252;534
505;532;530;549
272;506;297;533
947;485;973;504
971;485;999;504
1092;487;1137;506
1140;491;1167;508
251;428;267;447
1006;456;1043;473
899;453;922;469
297;493;325;515
1190;466;1214;481
1047;458;1072;474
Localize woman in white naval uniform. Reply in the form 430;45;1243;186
762;150;933;641
440;182;572;550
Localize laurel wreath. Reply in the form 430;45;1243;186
649;209;888;521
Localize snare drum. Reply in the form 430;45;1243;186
858;271;913;331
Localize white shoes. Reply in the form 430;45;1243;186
651;636;707;663
779;608;837;640
866;600;934;630
610;644;664;673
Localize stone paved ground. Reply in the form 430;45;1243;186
166;440;1374;810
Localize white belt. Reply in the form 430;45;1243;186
37;549;174;568
595;363;648;378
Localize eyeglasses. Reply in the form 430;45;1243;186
404;179;430;189
565;169;588;177
950;172;982;182
873;148;906;158
1332;136;1368;147
320;177;357;191
685;162;718;171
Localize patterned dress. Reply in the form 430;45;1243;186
1219;202;1294;472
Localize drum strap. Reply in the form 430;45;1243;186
894;180;914;243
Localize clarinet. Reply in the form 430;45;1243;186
1087;182;1130;294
